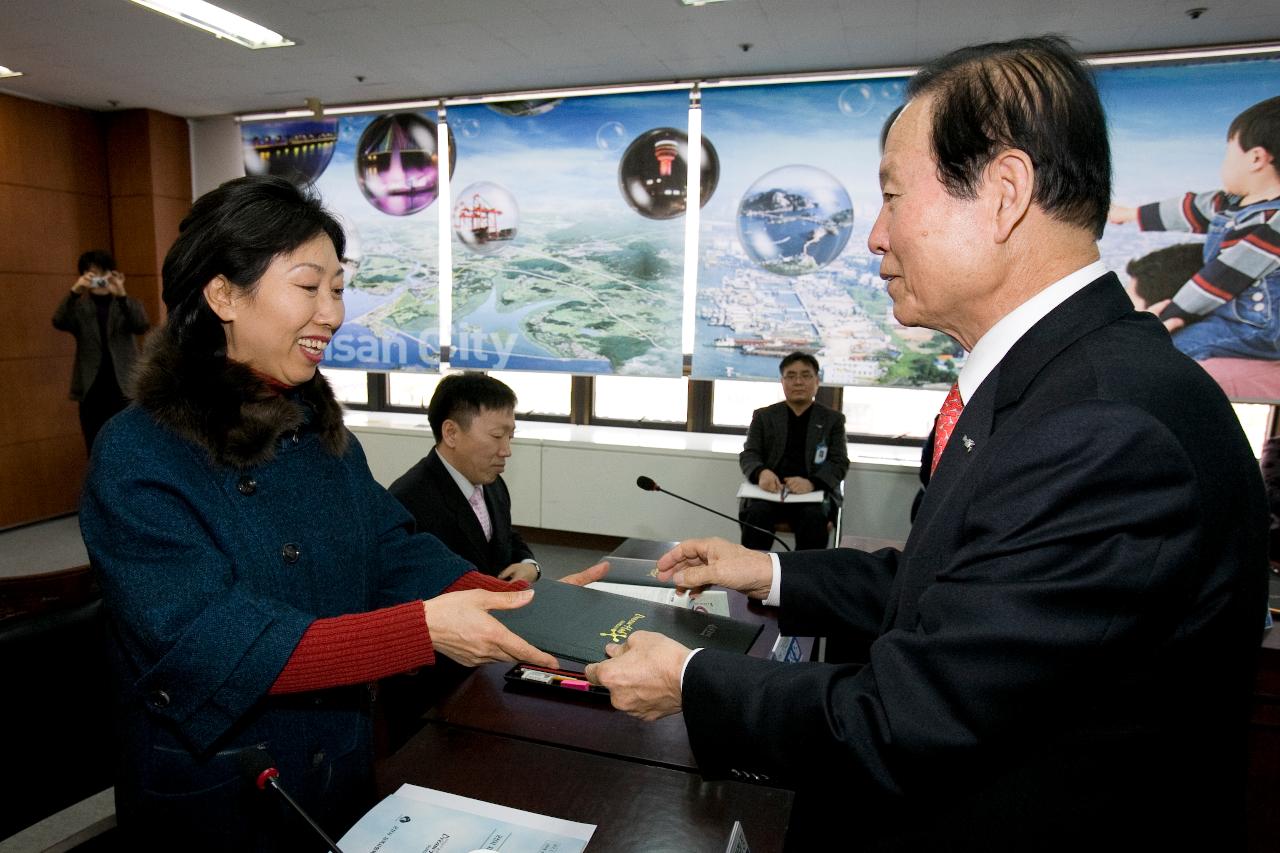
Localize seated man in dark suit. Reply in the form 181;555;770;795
390;373;540;583
738;352;849;550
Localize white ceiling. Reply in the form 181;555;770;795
1;0;1278;118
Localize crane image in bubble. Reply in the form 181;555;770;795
454;192;515;245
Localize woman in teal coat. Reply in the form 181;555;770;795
80;176;594;851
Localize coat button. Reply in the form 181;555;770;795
312;750;326;768
237;476;257;496
149;689;171;709
282;543;301;563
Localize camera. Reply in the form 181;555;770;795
90;275;109;289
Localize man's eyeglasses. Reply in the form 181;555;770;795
782;372;817;381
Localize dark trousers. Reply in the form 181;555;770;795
78;374;128;454
739;498;831;551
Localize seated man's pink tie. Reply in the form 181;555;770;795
469;485;493;541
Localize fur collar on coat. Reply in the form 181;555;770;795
131;331;348;469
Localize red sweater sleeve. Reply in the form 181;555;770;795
269;571;529;694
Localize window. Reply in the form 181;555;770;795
842;385;949;440
388;371;446;409
1231;402;1271;459
324;368;369;405
711;379;784;427
488;371;572;418
593;376;688;424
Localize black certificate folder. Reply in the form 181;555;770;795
495;581;764;664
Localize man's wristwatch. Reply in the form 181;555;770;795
528;560;542;582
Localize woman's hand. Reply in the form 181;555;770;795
559;560;609;586
423;589;558;668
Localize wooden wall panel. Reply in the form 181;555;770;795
0;186;111;275
147;111;193;200
108;193;159;278
0;274;78;361
153;192;192;272
125;274;162;329
1;96;186;530
0;436;86;529
105;110;154;197
0;357;80;446
0;93;107;196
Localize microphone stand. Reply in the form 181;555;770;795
637;477;792;551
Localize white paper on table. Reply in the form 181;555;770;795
337;783;595;853
735;482;824;503
587;582;732;617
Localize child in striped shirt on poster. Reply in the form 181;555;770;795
1110;95;1280;362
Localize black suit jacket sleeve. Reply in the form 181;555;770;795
490;476;535;565
738;408;771;483
684;400;1216;793
808;409;848;496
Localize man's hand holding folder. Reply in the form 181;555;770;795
586;538;775;719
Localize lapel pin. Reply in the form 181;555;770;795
962;435;975;452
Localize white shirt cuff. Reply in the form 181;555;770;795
763;552;782;607
679;647;703;691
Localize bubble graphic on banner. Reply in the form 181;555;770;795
453;181;519;255
617;127;720;220
355;113;455;216
736;165;853;276
837;84;875;118
456;117;481;139
596;121;628;151
242;119;340;185
487;99;562;117
881;80;905;99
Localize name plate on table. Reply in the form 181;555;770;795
494;581;764;664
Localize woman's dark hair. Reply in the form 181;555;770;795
905;35;1111;239
77;250;116;274
161;175;345;357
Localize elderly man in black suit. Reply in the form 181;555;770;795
390;373;540;583
587;36;1268;850
738;351;849;551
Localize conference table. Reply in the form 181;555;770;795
375;538;809;851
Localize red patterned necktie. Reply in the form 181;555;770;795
930;382;964;474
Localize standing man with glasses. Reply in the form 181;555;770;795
737;352;849;551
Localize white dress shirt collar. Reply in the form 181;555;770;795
957;260;1109;404
435;449;479;499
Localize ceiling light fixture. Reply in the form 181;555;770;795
0;65;24;79
677;0;732;6
125;0;295;49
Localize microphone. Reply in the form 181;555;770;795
239;748;347;853
635;475;791;551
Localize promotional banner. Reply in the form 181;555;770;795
242;110;448;371
691;78;938;386
1100;57;1280;403
446;92;695;375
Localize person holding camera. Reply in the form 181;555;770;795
51;249;151;452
